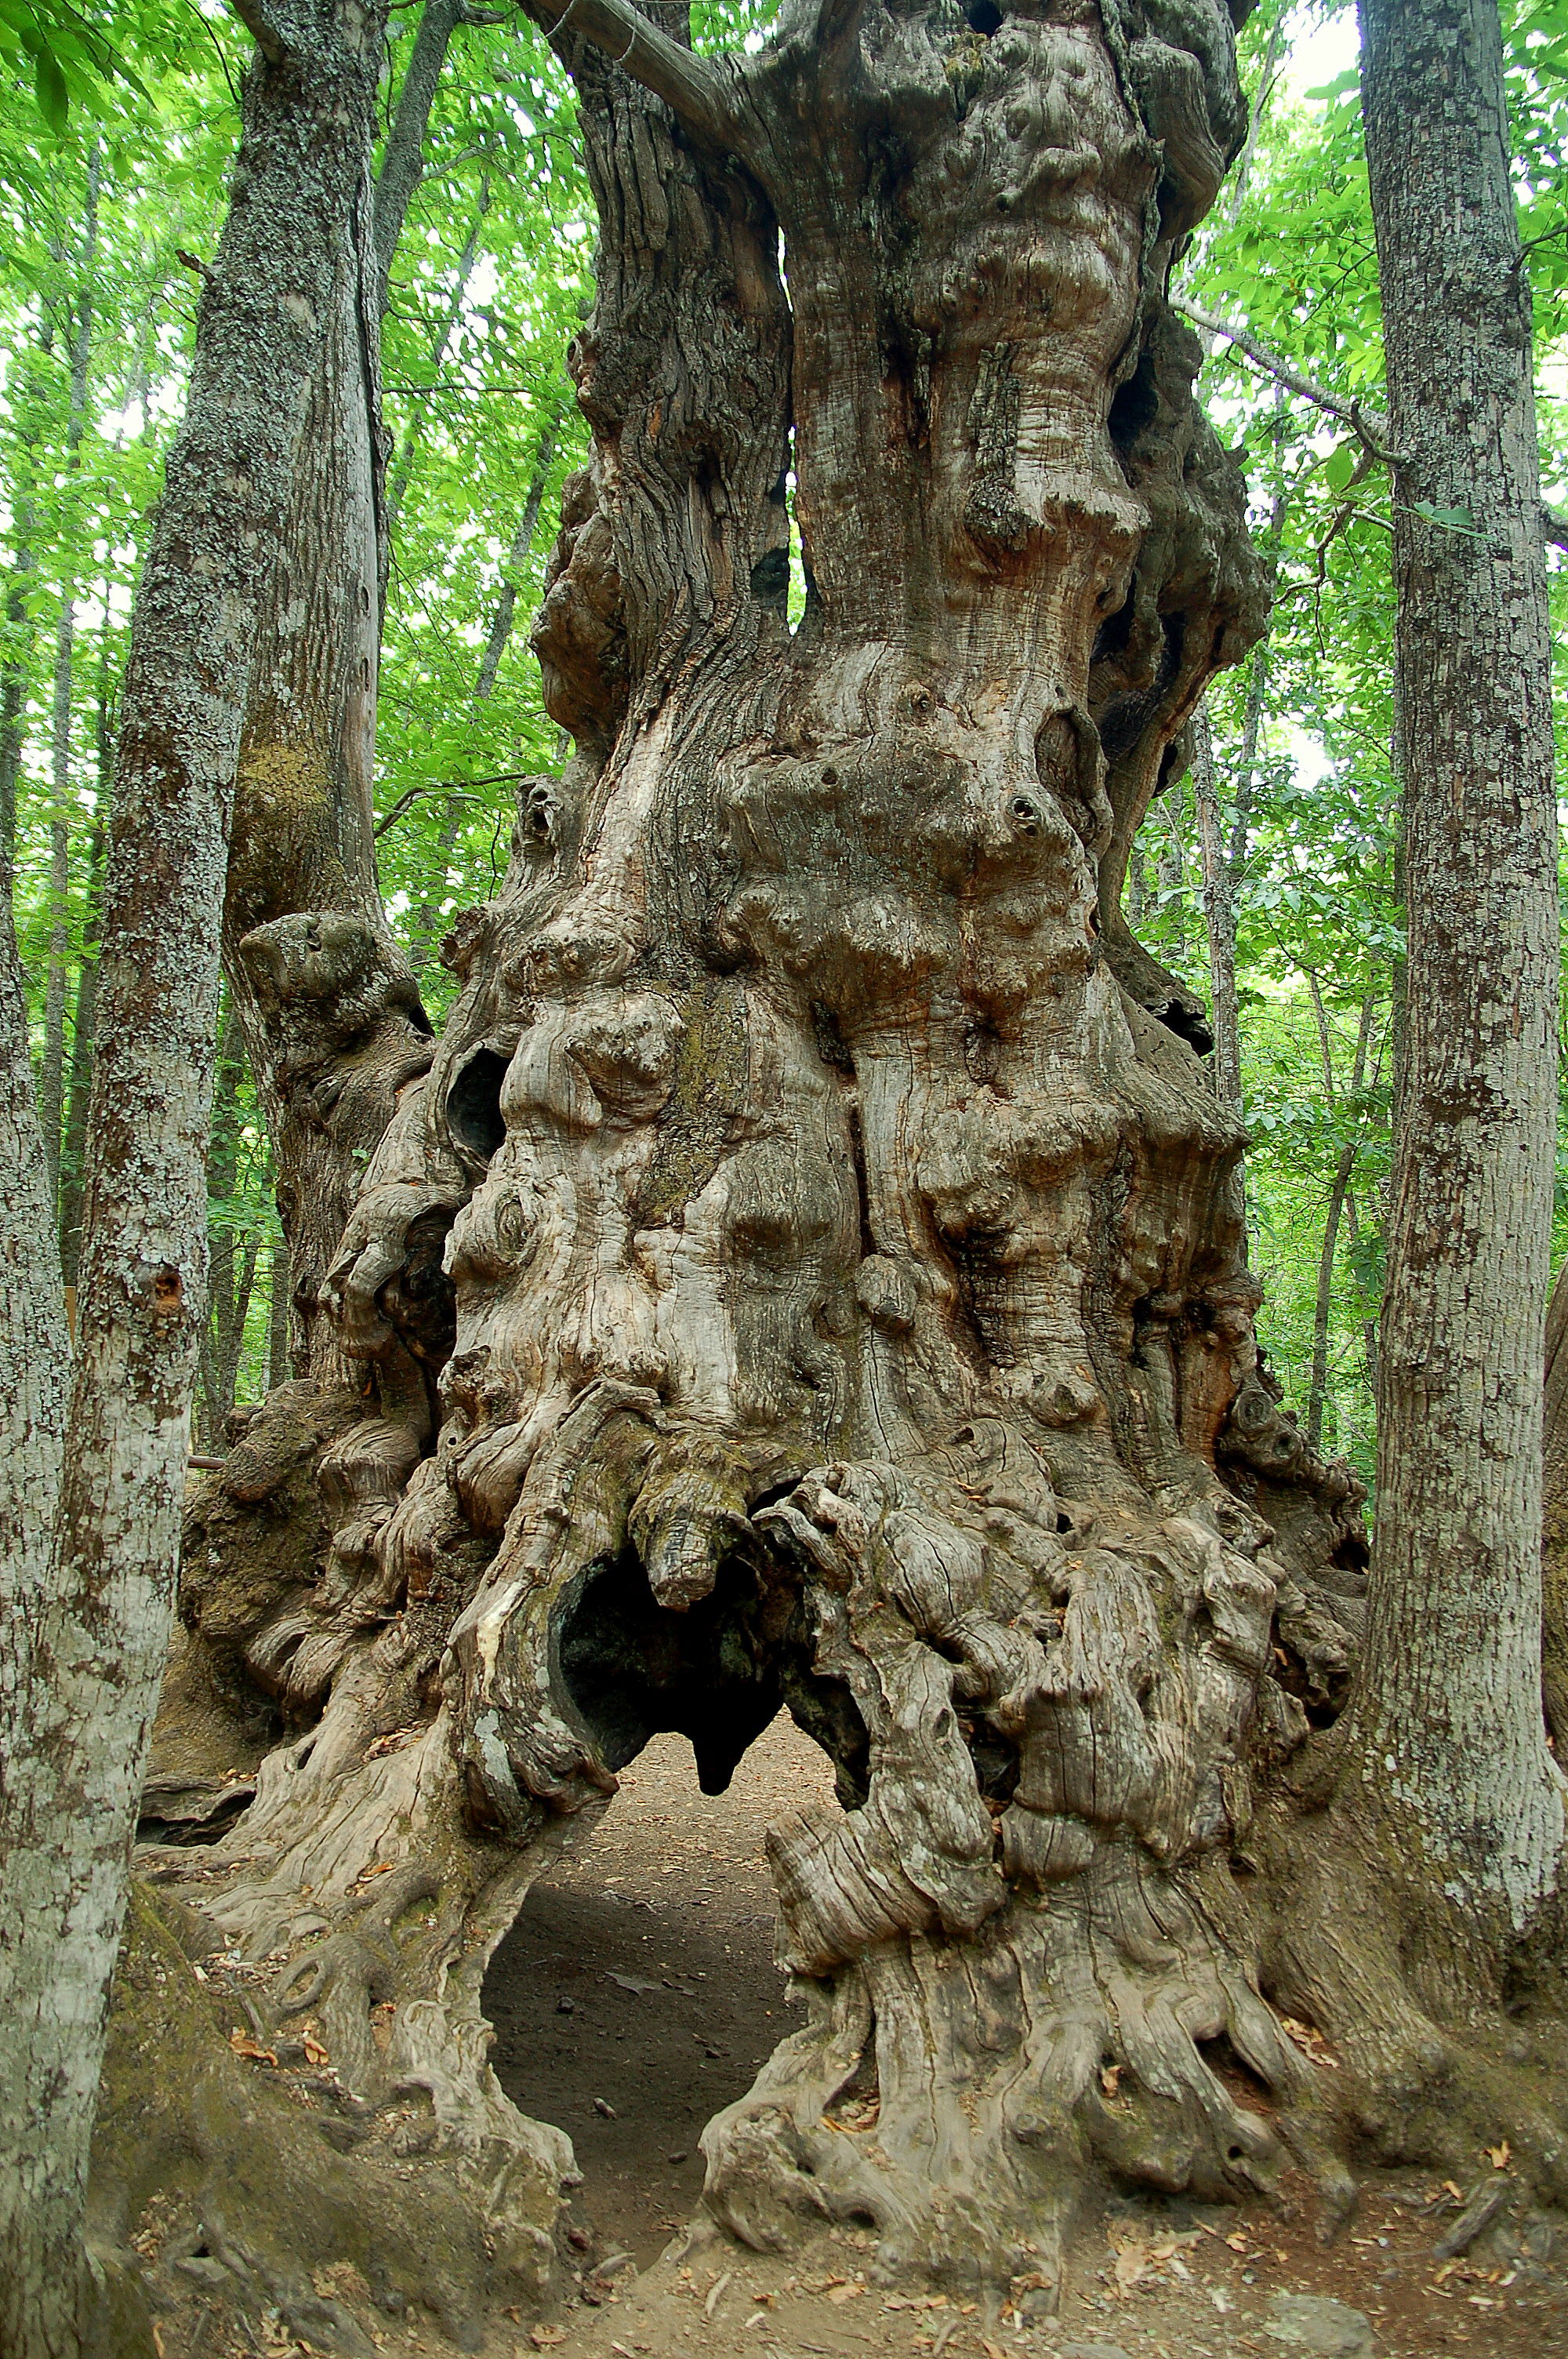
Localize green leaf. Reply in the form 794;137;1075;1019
33;38;67;129
1405;499;1486;538
1323;442;1358;493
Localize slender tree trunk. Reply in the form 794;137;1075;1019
39;725;70;1194
1156;777;1189;965
373;0;466;310
39;169;99;1201
267;1231;292;1388
1343;0;1563;1946
0;488;35;883
220;0;469;1384
58;620;114;1292
1192;703;1241;1107
407;407;560;976
474;412;557;702
1305;994;1374;1453
0;8;385;2348
384;189;491;539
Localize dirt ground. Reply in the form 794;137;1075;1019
481;1715;1568;2359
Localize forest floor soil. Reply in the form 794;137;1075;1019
473;1717;1568;2359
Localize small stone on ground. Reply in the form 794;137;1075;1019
1265;2290;1375;2354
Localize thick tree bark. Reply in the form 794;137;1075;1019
1243;0;1568;2189
1342;0;1563;1941
145;6;1422;2322
0;8;387;2350
218;0;477;1385
56;814;103;1296
1543;1259;1568;1750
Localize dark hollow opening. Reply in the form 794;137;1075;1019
485;1551;864;2269
557;1550;782;1796
967;0;1004;31
445;1046;510;1161
1108;348;1160;455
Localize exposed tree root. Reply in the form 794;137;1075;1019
87;1882;568;2357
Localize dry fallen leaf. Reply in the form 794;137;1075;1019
1112;2243;1149;2293
529;2329;566;2350
303;2034;330;2068
227;2030;278;2066
828;2281;865;2303
1280;2015;1340;2068
1486;2140;1511;2170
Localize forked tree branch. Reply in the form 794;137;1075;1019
520;0;743;153
1174;293;1568;552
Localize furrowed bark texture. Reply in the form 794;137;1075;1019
1543;1257;1568;1750
1346;0;1563;1934
144;4;1432;2321
224;0;434;1386
0;10;384;2353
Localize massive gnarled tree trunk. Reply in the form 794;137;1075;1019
141;0;1559;2332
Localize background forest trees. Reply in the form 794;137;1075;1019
2;0;1566;1467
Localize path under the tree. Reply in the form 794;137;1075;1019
486;1716;843;2265
483;1717;1566;2359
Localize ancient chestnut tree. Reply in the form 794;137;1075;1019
138;0;1563;2331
